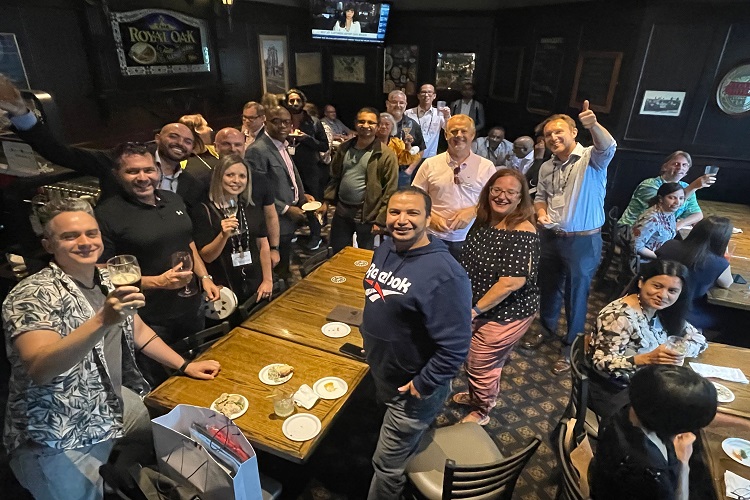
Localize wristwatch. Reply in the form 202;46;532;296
270;246;279;251
199;274;213;280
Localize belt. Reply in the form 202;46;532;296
547;227;601;237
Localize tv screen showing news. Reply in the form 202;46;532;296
311;1;390;44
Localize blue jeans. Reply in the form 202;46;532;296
538;230;602;353
367;382;451;500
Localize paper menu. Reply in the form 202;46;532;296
689;362;749;384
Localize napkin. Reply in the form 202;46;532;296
689;362;749;384
293;384;319;410
734;227;743;234
725;470;750;499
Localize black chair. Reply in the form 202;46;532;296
406;422;541;500
595;205;620;282
299;247;333;278
556;419;588;500
237;279;288;322
567;333;600;440
168;321;230;360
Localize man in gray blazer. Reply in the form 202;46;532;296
245;106;319;281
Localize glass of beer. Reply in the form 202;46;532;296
107;255;141;290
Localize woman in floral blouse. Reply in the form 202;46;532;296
588;259;707;415
631;182;685;261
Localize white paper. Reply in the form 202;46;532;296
725;470;750;499
734;227;743;234
690;362;749;384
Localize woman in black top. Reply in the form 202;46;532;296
454;169;540;425
192;154;274;304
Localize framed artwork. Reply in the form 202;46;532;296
332;55;366;84
639;90;686;116
526;37;565;115
295;52;322;86
569;51;622;113
435;52;476;90
258;35;289;94
0;33;30;89
489;47;524;103
383;45;418;94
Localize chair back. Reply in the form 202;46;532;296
168;321;230;360
557;419;587;500
441;436;541;500
603;206;620;244
300;247;332;278
237;279;288;322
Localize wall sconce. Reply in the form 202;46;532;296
222;0;234;31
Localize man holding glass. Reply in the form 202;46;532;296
405;84;450;160
2;198;220;500
386;90;425;186
94;143;219;355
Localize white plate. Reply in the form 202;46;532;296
210;393;249;420
331;275;347;283
259;364;294;385
321;322;351;338
723;438;750;466
714;381;736;403
353;260;370;267
313;377;348;400
282;413;322;441
302;201;322;212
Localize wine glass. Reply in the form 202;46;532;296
107;255;141;290
223;198;239;235
170;251;196;297
401;125;412;141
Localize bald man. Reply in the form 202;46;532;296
505;136;535;174
0;75;206;209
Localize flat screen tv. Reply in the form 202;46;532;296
311;1;390;44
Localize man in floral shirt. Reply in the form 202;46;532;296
2;198;221;500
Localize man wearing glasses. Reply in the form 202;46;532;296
405;84;450;160
241;101;266;150
411;114;495;260
385;90;425;186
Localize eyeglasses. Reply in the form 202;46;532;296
732;487;750;500
269;118;292;127
418;91;434;95
452;165;462;185
242;115;261;121
489;187;520;197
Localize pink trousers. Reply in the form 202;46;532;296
466;315;535;415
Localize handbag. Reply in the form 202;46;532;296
152;404;263;500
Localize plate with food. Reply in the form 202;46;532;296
129;42;157;65
714;381;735;403
313;376;348;400
723;438;750;466
302;201;322;212
282;413;321;441
210;393;249;420
259;363;294;385
321;322;351;338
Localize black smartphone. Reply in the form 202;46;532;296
327;305;363;326
733;274;747;285
339;342;366;361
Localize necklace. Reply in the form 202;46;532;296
636;294;656;326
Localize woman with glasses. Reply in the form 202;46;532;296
191;154;274;305
452;169;540;425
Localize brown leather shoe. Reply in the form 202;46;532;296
520;332;545;350
552;356;571;375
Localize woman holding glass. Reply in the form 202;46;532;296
631;182;685;261
452;169;540;425
191;154;274;304
588;260;708;416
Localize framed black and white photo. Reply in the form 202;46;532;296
639;90;686;116
259;35;289;94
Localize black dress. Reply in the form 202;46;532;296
192;199;267;303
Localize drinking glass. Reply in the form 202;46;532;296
272;390;295;418
223;198;239;235
170;251;197;297
437;100;447;110
107;255;141;290
705;165;720;175
401;125;412;141
665;335;687;366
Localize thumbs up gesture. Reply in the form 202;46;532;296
578;99;597;130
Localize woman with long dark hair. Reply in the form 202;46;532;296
657;215;733;329
333;3;361;33
191;154;274;304
631;182;684;260
452;169;540;425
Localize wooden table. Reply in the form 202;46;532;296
693;342;750;498
701;201;750;311
241;246;373;356
145;328;369;463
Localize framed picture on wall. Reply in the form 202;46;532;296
639;90;686;116
489;47;524;102
295;52;322;87
383;45;418;94
332;55;366;84
435;52;476;90
258;35;289;95
569;51;622;113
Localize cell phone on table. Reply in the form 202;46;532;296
339;342;366;361
733;274;747;285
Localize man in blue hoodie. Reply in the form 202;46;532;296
361;186;473;499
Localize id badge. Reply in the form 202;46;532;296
287;146;296;156
549;194;565;210
231;251;252;267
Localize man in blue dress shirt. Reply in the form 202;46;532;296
521;100;616;374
